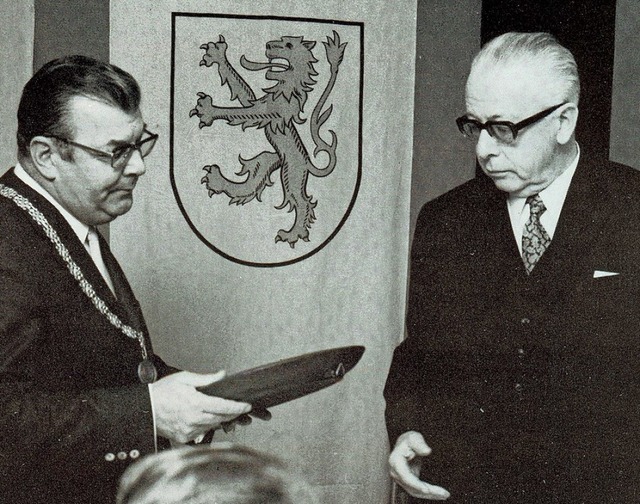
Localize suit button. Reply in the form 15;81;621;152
515;383;524;392
117;451;128;460
105;453;116;462
129;450;140;459
520;317;530;325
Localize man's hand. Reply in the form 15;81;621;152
389;431;450;500
150;370;251;444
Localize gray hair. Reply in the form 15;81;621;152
469;32;580;105
117;445;318;504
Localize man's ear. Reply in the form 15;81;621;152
556;103;579;145
28;136;61;181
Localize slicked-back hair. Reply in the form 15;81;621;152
17;55;141;159
469;32;580;106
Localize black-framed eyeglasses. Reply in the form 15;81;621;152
456;103;567;144
45;128;158;170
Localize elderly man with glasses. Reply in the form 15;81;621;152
0;55;253;504
385;32;640;503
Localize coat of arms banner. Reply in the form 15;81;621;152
111;1;416;502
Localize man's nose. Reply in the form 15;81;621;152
123;149;147;176
475;128;499;160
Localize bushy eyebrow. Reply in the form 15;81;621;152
464;111;511;122
104;123;148;149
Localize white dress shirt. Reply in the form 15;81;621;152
507;144;580;256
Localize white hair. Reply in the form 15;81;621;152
469;32;580;105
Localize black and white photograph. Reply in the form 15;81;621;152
0;1;637;503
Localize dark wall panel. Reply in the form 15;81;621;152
33;0;109;72
411;0;481;234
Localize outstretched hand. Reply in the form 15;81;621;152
388;431;450;500
150;370;251;444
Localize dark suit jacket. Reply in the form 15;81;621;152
0;168;174;504
384;154;640;503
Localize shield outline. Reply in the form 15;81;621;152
170;12;364;268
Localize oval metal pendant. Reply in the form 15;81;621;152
138;359;158;384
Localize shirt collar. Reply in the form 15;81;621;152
508;142;580;216
14;163;91;244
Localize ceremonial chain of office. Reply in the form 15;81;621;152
0;183;150;361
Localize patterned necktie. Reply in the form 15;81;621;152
521;194;551;274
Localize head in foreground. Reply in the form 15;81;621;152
117;444;318;504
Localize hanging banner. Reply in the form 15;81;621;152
111;2;416;503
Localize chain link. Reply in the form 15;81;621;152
0;183;148;360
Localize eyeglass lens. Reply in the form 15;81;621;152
113;135;157;169
460;121;515;143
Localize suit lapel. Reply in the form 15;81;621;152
534;157;613;281
97;231;147;332
479;175;525;276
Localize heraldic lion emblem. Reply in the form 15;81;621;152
189;31;347;248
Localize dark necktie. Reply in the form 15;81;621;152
522;194;551;274
96;231;145;330
85;227;116;297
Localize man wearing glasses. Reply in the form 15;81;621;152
385;32;640;502
0;55;252;504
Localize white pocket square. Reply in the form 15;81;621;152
593;270;620;278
